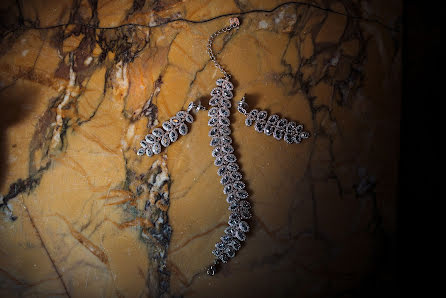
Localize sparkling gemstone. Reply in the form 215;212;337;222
212;147;221;158
225;227;236;236
245;117;254;127
233;181;245;190
227;163;239;172
187;102;194;112
219;117;230;126
210;137;220;147
239;221;250;232
236;190;248;199
176;111;187;119
221;135;232;144
214;156;224;167
207;265;216;276
170;116;181;126
161;133;171;147
178;123;188;135
212;248;222;258
277;118;288;128
219;107;230;117
222;145;234;154
268;114;279;124
221;235;232;243
219;126;231;136
185;113;194;123
211;87;223;97
257;110;268;120
240;210;252;219
137;148;146;156
286;121;297;133
162;121;173;131
223;89;233;99
217;166;226;176
208;117;218;127
219;254;228;263
222;80;233;90
209;97;220;106
152;128;164;138
254;121;266;133
209;127;219;137
228;218;239;226
263;124;275;135
140;140;148;148
215;242;225;250
226;247;236;258
208;107;219;117
295;136;302;144
237;106;247;115
249;109;259;117
300;131;310;139
229;239;241;250
231;171;242;181
229;213;240;222
296;124;303;132
152;142;161;154
235;230;246;241
228;203;238;212
169;130;178;142
220;175;232;185
226;194;237;204
284;133;294;144
239;200;251;209
224;154;237;163
145;134;156;144
216;78;226;86
145;147;154;157
221;99;231;108
273;128;284;140
223;184;233;194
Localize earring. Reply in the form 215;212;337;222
237;96;310;144
136;101;206;157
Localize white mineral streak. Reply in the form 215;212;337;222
22;49;29;56
258;20;269;29
84;56;93;65
51;64;77;149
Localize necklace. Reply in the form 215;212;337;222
136;17;310;276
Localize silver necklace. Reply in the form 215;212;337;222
136;17;310;276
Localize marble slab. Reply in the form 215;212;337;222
0;0;401;297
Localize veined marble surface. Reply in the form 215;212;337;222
0;0;400;297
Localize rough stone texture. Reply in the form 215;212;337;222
0;0;400;297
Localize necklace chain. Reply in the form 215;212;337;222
207;18;240;79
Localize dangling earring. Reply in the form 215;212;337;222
136;101;206;157
237;96;310;144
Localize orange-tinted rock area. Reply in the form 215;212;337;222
0;0;400;297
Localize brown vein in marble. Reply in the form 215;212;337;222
70;123;121;155
55;213;109;265
169;221;226;254
22;207;71;297
1;1;398;34
0;268;61;289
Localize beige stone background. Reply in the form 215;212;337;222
0;0;400;297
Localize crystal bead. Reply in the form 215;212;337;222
239;200;251;209
221;235;232;243
162;121;173;131
257;110;268;120
228;203;238;212
212;147;221;158
225;227;236;236
169;130;178;142
185;113;194;123
233;181;245;190
176;111;187;119
224;154;237;163
225;246;236;258
226;194;237;204
245;117;254;127
208;107;218;117
145;134;156;144
295;136;302;144
217;166;226;176
221;135;232;144
170;116;181;126
296;124;303;132
300;131;310;139
210;87;223;97
145;146;154;157
216;78;225;86
240;209;252;219
223;89;233;99
229;212;240;222
235;230;246;241
137;148;146;156
254;121;266;133
152;142;161;155
228;218;239;226
284;133;294;144
215;242;225;250
221;99;231;108
220;175;232;185
223;184;233;194
277;118;288;128
227;163;239;172
214;156;224;167
210;137;220;147
140;140;148;148
209;97;220;106
208;117;218;127
219;126;231;136
231;171;242;181
178;123;188;135
286;121;297;133
229;239;241;250
161;133;171;147
209;127;219;137
219;254;228;263
236;190;248;199
239;221;249;232
268;114;279;124
222;145;234;154
152;128;164;138
219;117;230;126
273;128;284;140
263;124;275;136
249;109;259;117
212;248;222;257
